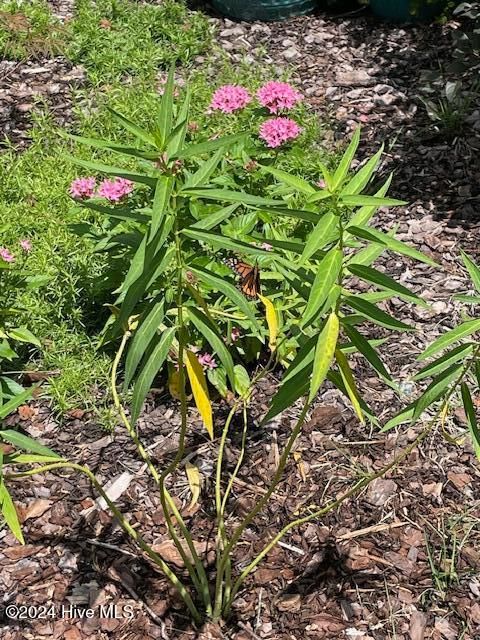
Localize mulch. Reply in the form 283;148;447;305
1;2;480;639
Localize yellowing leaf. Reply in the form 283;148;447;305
258;294;278;352
185;350;213;439
335;348;365;423
309;312;339;402
185;462;201;509
168;365;181;400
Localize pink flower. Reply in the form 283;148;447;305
259;117;302;148
210;85;252;114
257;81;302;114
231;327;241;342
97;178;134;202
69;176;96;199
20;239;32;252
260;242;273;251
316;179;326;189
0;247;15;263
197;353;217;370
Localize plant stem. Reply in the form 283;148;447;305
6;461;203;625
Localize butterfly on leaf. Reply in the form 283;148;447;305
224;257;261;299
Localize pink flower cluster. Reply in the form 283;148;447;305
257;81;302;114
197;353;217;370
259;118;302;149
0;239;32;264
209;81;303;148
210;85;252;114
69;176;134;202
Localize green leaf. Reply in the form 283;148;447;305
260;207;319;224
124;299;165;389
131;328;175;424
347;225;438;267
182;228;274;258
340;195;407;208
282;335;317;383
343;324;393;383
262;368;310;425
233;365;250;397
188;265;260;333
190;203;240;231
332;127;361;191
4;453;63;464
156;64;175;147
381;403;416;432
151;176;173;237
172;134;247;159
347;174;393;229
261;166;316;195
454;295;480;304
0;429;62;458
301;211;339;263
309;311;340;402
418;318;480;361
412;363;464;422
327;370;379;427
460;251;480;293
77;199;149;224
183;188;281;208
0;388;33;420
461;382;480;460
167;86;191;154
344;295;414;331
187;308;235;390
65;133;159;161
306;189;333;204
341;146;384;196
347;264;425;305
106;107;157;147
184;148;224;189
63;155;156;188
7;327;41;347
413;343;474;381
302;247;343;326
335;348;364;422
0;480;24;544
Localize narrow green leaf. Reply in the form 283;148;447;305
302;247;343;326
418;318;480;361
454;295;480;304
412;363;464;421
306;189;333;204
190;203;240;231
77;199;149;224
183;188;281;208
348;225;438;267
188;307;235;390
381;403;416;432
327;370;379;427
344;295;414;331
347;264;425;305
332;127;361;191
335;349;365;422
261;166;316;195
343;324;393;383
414;343;474;381
260;207;319;224
0;388;33;420
167;86;191;154
188;265;260;332
341;146;384;196
301;211;339;263
347;173;393;229
461;383;480;460
461;251;480;293
0;430;62;458
172;134;246;159
184;148;224;189
309;312;340;402
151;176;173;237
7;327;41;347
182;228;275;258
106;107;157;147
131;328;175;424
0;480;24;544
124;299;165;389
282;335;317;384
66;133;159;160
340;195;407;208
262;368;310;425
63;155;156;188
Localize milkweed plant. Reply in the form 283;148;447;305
1;70;479;626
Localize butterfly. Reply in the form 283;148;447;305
224;257;261;299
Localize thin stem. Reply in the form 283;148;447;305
6;461;203;625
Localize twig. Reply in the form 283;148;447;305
336;521;409;542
277;540;305;555
238;621;263;640
86;538;137;557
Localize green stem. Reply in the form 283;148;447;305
6;461;202;625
